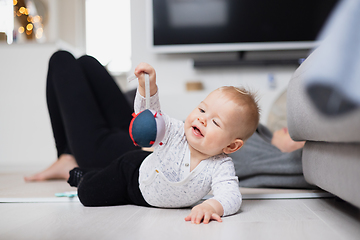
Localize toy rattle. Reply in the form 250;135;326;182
128;73;165;147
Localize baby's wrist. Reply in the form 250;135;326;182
203;199;224;216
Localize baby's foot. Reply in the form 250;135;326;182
24;154;78;182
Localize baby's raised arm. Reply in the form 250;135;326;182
134;62;158;97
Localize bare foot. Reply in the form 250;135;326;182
24;154;78;182
271;128;305;153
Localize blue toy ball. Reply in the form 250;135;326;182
129;109;165;148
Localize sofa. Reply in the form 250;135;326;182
286;48;360;209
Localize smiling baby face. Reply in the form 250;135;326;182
184;90;242;158
184;86;260;159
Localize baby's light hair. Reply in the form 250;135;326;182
216;86;260;141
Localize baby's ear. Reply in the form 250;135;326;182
223;139;243;154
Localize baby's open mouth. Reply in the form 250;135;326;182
192;126;203;137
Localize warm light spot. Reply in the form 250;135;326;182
16;10;22;16
18;26;24;34
33;15;41;23
26;29;32;35
27;16;33;22
36;28;43;39
35;31;43;39
19;7;25;14
13;0;18;5
24;8;29;15
26;23;33;31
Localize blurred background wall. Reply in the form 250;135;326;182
0;0;302;171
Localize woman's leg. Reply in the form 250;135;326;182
49;50;139;168
70;54;139;168
45;55;73;159
76;150;151;207
76;55;134;130
25;52;80;181
25;51;138;181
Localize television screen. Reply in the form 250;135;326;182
148;0;339;53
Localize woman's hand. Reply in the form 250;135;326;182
134;62;157;97
185;199;223;224
271;127;305;153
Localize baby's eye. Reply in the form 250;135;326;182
212;120;220;127
199;108;205;113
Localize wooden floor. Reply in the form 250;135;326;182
1;172;360;240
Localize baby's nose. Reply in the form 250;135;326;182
198;117;207;126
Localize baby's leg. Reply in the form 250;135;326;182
75;150;150;207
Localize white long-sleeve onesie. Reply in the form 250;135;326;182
135;90;242;217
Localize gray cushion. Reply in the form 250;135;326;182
286;49;360;143
303;141;360;208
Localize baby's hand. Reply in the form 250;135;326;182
185;202;222;224
134;62;157;97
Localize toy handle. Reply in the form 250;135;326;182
127;73;150;109
145;73;150;109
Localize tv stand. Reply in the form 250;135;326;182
193;51;303;68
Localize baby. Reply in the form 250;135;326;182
70;63;260;224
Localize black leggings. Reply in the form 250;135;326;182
47;50;139;169
47;51;149;206
77;149;151;207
